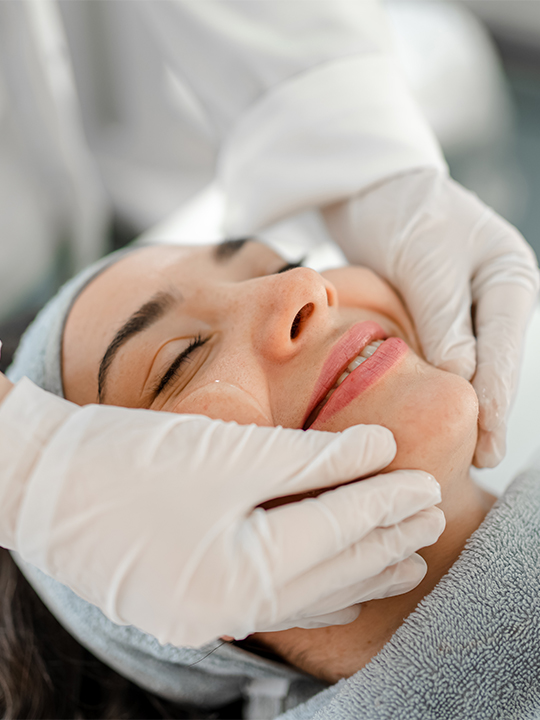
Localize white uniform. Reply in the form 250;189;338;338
0;0;443;314
61;0;444;231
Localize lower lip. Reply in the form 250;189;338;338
310;337;408;429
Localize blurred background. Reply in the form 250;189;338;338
2;0;540;371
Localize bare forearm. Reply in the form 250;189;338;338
0;373;13;405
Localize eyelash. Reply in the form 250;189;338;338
154;334;209;398
277;259;305;273
153;258;305;399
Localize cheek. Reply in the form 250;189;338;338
322;267;420;354
385;368;479;474
322;267;392;306
313;356;479;477
174;382;273;426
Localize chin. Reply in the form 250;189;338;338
311;348;479;483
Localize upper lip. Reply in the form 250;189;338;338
302;321;387;429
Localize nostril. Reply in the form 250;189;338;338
290;303;314;339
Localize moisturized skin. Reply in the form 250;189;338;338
63;241;494;683
0;373;13;404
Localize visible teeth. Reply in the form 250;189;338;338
359;339;384;359
347;356;366;372
306;339;386;428
340;340;385;382
332;340;385;394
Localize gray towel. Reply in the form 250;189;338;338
279;469;540;720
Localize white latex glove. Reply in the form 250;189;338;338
0;379;444;647
324;169;540;468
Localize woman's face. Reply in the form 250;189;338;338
63;241;478;481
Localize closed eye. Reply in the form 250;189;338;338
151;258;304;400
153;334;209;399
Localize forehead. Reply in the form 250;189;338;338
68;241;278;329
66;245;204;347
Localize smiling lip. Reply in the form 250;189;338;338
302;321;387;428
302;321;408;430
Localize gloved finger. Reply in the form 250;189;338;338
173;416;396;508
263;554;427;633
256;471;441;585
399;261;476;380
473;423;506;469
264;604;361;632
267;509;443;626
246;423;398;503
468;208;539;467
293;554;428;628
259;478;443;586
473;284;536;434
292;605;361;629
471;284;537;468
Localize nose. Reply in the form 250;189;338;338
242;267;337;362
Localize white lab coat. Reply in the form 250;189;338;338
0;0;444;630
63;0;444;230
0;0;444;309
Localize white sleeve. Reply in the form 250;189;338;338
140;0;445;234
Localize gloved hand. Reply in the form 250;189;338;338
323;169;540;468
0;379;444;647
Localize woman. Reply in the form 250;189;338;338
56;238;489;676
6;237;536;719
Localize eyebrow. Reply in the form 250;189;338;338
97;291;178;403
212;237;251;262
